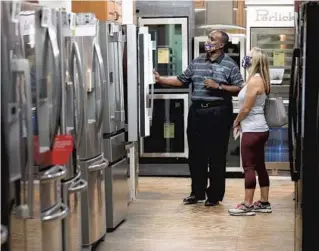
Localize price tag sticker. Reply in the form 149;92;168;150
41;7;51;28
70;13;76;30
20;14;35;36
34;135;74;166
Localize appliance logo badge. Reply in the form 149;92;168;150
255;9;294;22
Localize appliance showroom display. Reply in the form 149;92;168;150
289;2;319;251
246;2;294;173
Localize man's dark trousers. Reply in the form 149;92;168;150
187;100;233;202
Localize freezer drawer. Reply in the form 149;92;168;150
103;132;126;163
80;155;107;246
105;157;129;230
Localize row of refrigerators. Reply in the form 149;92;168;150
1;1;155;251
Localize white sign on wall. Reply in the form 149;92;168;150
247;6;295;27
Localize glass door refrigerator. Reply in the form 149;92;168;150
250;26;294;175
138;17;191;176
289;2;319;251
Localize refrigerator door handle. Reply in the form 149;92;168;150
93;41;106;131
88;159;109;172
40;165;67;182
69;41;85;150
41;202;69;221
116;38;125;123
288;48;300;181
10;58;34;218
149;83;154;126
68;178;88;193
47;26;62;149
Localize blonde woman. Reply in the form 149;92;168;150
229;47;271;216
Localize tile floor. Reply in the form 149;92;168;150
97;177;295;251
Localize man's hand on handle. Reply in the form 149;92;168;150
153;70;161;83
152;69;183;87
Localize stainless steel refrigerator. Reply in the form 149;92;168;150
59;10;88;251
74;13;108;250
1;2;33;250
99;21;130;231
289;2;319;251
99;22;154;231
2;2;69;250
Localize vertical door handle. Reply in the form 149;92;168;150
149;83;154;125
117;37;125;123
44;24;61;149
35;8;61;152
10;59;34;217
93;41;106;131
69;41;85;150
48;25;61;147
288;48;300;181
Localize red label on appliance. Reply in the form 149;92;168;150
33;135;74;166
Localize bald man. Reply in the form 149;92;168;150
153;30;244;206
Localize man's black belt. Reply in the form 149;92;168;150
192;99;232;109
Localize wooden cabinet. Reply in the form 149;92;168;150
232;0;246;33
72;0;122;23
194;0;206;9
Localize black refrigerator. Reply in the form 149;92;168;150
289;2;319;251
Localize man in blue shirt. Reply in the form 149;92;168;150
153;30;244;206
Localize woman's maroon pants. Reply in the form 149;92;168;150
241;131;270;189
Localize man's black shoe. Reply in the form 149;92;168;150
204;200;219;207
183;195;205;204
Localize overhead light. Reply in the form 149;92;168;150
198;24;246;31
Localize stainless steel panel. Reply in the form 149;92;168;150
85;120;102;159
74;16;104;160
42;203;68;251
64;127;78;180
105;157;129;230
40;165;67;211
62;172;87;251
103;132;126;163
80;154;107;246
10;184;68;251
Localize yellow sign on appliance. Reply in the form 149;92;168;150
273;51;285;66
157;48;170;64
163;123;175;139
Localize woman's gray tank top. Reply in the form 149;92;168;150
238;74;269;133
